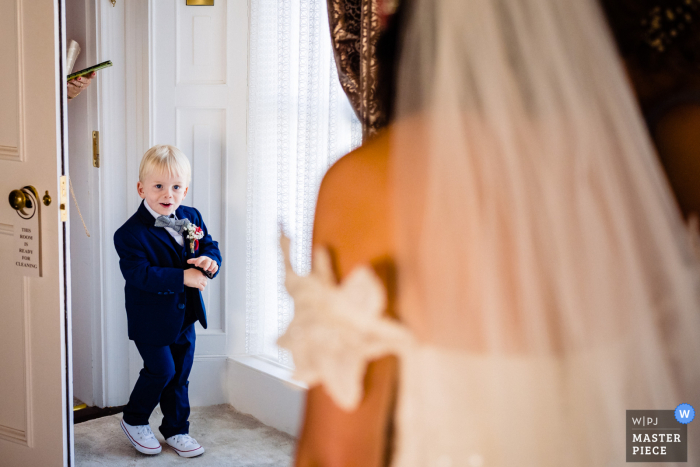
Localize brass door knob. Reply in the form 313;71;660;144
8;186;39;218
9;189;28;214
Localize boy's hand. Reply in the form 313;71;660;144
184;268;208;291
187;256;219;275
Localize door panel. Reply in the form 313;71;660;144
0;242;27;439
176;107;225;328
0;0;69;465
143;0;250;404
154;0;227;337
152;0;233;352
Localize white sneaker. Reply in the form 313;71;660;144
166;433;205;458
120;419;162;455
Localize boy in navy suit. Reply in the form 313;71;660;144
114;145;221;458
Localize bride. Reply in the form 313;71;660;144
279;0;700;465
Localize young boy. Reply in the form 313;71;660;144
114;145;222;458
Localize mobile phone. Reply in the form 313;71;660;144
196;267;215;279
67;60;113;81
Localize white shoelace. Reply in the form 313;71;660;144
170;434;198;447
136;425;156;440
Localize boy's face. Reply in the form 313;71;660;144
137;170;189;217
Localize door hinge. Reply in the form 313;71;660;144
59;176;68;222
92;130;100;168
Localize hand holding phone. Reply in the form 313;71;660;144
67;60;113;81
67;72;96;100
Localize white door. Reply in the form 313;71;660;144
152;0;229;341
139;0;248;403
0;0;71;465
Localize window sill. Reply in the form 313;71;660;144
226;355;306;436
227;355;307;390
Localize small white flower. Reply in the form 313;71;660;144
184;223;204;241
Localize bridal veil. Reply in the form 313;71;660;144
391;0;700;463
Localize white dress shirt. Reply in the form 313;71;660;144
144;200;185;247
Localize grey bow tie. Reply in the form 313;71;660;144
154;215;191;234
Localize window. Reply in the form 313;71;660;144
246;0;361;366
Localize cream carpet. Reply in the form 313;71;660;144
74;405;295;466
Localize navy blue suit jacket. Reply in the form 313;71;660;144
114;201;222;347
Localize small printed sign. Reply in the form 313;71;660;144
13;192;42;277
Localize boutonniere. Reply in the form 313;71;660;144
184;223;204;254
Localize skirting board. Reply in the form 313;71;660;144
189;356;229;407
128;350;228;408
226;357;306;437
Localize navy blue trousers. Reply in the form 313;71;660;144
122;323;195;439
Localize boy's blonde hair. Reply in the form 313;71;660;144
139;145;192;184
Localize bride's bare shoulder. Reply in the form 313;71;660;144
313;129;393;278
320;129;391;200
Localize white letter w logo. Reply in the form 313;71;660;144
681;410;691;418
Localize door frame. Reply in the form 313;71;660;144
60;0;75;462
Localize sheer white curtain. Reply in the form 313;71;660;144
246;0;362;366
